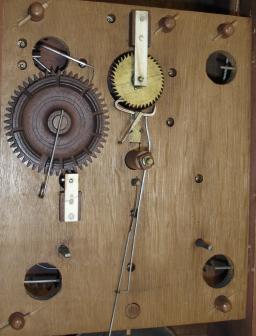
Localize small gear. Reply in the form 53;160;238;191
109;51;164;110
5;72;109;174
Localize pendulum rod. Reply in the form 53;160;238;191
108;117;151;336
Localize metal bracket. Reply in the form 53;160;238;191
64;173;79;222
133;10;149;87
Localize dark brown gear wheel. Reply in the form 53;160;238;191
5;72;109;174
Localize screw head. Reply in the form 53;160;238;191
127;263;136;272
17;60;27;70
166;117;175;127
195;174;204;183
107;14;116;23
138;76;144;82
69;178;74;184
125;303;141;319
168;68;177;77
68;213;75;221
17;39;27;48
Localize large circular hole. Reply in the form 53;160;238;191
206;51;236;84
32;36;70;72
203;255;234;288
24;263;62;300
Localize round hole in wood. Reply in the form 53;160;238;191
24;263;62;300
32;36;70;72
203;255;234;288
206;51;236;85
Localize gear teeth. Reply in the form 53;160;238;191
6;72;109;174
110;51;164;109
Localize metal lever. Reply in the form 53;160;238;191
39;110;64;199
41;45;94;69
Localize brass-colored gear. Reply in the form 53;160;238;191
109;52;164;110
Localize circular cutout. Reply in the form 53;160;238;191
206;51;236;84
203;255;234;288
32;37;70;72
24;263;62;300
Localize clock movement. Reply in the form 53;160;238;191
0;1;251;336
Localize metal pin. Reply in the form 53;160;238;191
41;45;94;69
39;110;64;198
108;118;151;336
214;266;232;270
24;280;60;284
33;55;51;73
195;238;213;251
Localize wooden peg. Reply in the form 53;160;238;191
214;296;232;313
213;21;237;41
18;1;50;27
29;2;45;22
155;14;179;34
8;312;25;330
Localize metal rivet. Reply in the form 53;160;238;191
17;38;27;48
168;68;177;77
195;174;203;183
166;117;174;127
17;60;27;70
107;14;116;23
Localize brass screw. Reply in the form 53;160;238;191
17;39;27;48
17;60;27;70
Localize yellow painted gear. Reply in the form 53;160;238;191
110;52;164;110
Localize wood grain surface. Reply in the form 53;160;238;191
0;1;251;335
